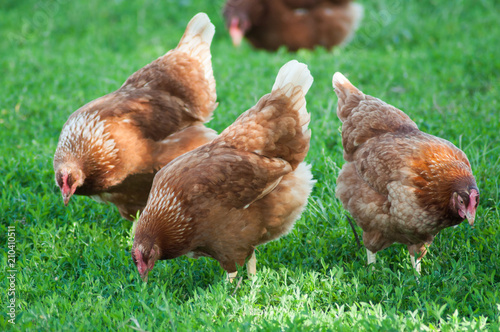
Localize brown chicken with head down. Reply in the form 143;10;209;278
53;13;218;220
223;0;363;51
132;60;315;282
333;72;479;273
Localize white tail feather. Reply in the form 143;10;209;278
340;3;364;46
350;3;364;32
332;72;349;87
272;60;313;133
175;13;215;81
273;60;313;96
172;13;216;118
176;13;215;54
332;72;360;95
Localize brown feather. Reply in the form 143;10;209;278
132;61;315;278
333;72;479;267
223;0;362;51
53;13;217;220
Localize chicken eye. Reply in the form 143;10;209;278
458;196;464;205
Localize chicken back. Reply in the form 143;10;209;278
53;13;218;220
332;72;479;273
132;60;315;281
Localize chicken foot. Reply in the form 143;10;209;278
227;271;238;282
410;255;421;274
225;250;257;282
247;251;257;278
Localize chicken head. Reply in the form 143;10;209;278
132;242;160;282
451;188;479;226
55;165;85;206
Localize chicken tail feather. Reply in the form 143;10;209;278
176;13;215;73
272;60;313;134
332;72;364;123
273;60;313;96
173;12;217;121
332;72;361;99
332;72;419;156
220;60;313;169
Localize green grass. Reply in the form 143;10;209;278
1;0;499;330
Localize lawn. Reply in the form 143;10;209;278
1;0;499;330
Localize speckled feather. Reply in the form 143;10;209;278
133;61;315;273
333;72;477;257
53;13;218;220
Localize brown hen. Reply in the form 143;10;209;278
53;13;218;220
132;60;315;281
333;72;479;273
223;0;363;51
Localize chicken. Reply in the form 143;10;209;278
332;72;480;273
53;13;218;220
223;0;363;51
132;60;315;282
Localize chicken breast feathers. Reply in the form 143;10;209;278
53;13;218;220
333;72;479;272
132;60;315;281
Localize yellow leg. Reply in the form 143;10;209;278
227;271;238;283
410;255;421;274
367;249;376;270
247;251;257;278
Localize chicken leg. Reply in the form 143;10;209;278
247;251;257;278
227;271;238;282
410;255;421;274
367;249;376;270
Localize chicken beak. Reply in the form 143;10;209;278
60;172;77;206
229;19;244;47
465;208;476;227
466;190;479;227
63;193;71;206
134;247;152;282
